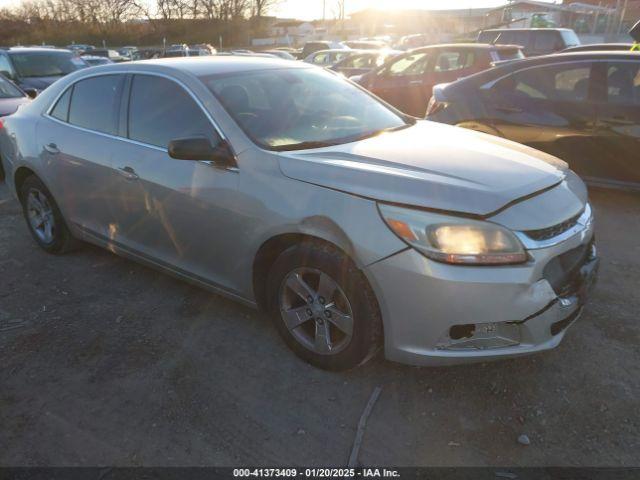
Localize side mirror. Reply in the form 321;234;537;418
24;88;38;99
168;137;234;165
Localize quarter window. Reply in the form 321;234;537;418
50;88;72;121
68;75;124;135
606;63;640;105
128;75;216;149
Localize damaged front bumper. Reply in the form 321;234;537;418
365;219;598;366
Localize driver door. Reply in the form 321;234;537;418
107;74;241;290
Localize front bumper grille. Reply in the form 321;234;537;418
543;239;596;296
524;209;584;241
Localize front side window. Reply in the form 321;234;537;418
128;75;216;149
201;66;410;150
68;74;124;134
494;63;591;102
606;62;640;105
9;52;85;78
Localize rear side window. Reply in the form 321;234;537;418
606;63;640;105
494;63;592;102
533;31;562;52
50;88;72;121
493;48;525;62
68;75;124;135
434;51;475;72
128;75;216;149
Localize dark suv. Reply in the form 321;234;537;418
0;48;87;92
477;28;581;56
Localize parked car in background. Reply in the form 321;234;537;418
304;49;354;67
426;52;640;190
67;44;95;55
395;34;432;50
354;43;524;117
299;41;348;59
0;57;598;370
190;44;217;55
81;55;114;67
0;48;87;92
262;50;297;60
344;40;388;50
563;43;635;53
477;28;580;56
118;46;138;58
0;73;32;180
330;50;400;77
90;49;129;62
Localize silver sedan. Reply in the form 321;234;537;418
0;57;599;370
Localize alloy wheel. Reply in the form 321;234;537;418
278;267;354;355
26;189;56;244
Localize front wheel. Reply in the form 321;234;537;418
267;242;382;371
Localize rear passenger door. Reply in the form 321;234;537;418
108;74;240;290
38;74;126;238
591;60;640;187
482;61;597;167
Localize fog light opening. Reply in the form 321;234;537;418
449;324;476;340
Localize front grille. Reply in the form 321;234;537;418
543;239;594;296
524;209;584;241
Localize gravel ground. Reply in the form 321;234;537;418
0;182;638;467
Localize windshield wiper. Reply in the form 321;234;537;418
272;140;344;152
271;120;417;152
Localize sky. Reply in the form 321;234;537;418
273;0;556;21
0;0;557;18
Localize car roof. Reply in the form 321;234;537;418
444;50;640;90
411;43;522;52
88;56;310;77
480;28;574;32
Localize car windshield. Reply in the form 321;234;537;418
9;52;84;78
200;67;411;151
0;75;23;98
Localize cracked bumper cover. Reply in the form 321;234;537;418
365;225;597;366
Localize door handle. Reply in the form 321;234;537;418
495;105;524;114
43;143;59;154
117;166;139;180
409;80;424;86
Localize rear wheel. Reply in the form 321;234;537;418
267;241;382;371
19;175;79;254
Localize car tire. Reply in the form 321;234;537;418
267;241;382;371
19;175;80;254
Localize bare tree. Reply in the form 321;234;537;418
252;0;279;17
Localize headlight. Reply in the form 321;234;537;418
379;204;528;265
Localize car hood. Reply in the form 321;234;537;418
18;76;63;90
0;97;29;116
277;121;568;216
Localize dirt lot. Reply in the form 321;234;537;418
0;182;638;467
